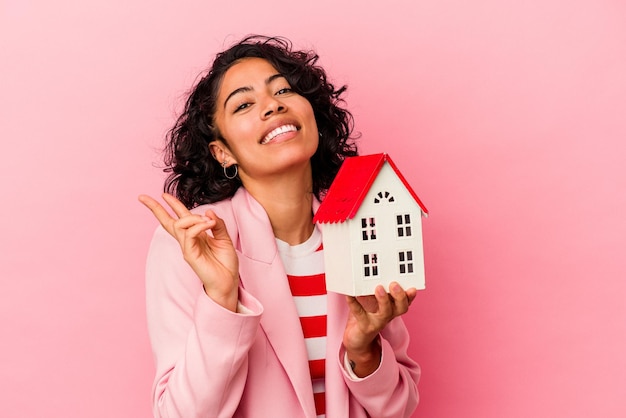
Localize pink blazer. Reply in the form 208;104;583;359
146;188;420;417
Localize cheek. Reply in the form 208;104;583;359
223;118;256;144
296;101;317;129
303;101;315;119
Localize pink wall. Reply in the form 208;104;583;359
2;0;625;416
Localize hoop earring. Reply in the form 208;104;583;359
222;161;238;179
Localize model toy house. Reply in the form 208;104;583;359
313;153;428;296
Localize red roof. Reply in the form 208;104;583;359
313;153;428;224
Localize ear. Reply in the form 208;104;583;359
208;140;238;165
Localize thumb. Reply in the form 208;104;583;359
345;296;366;317
204;210;230;240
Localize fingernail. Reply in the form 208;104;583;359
376;286;386;297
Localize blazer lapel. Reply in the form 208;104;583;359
325;292;350;417
231;189;317;416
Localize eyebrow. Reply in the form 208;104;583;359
223;73;286;109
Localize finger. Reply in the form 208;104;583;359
345;295;366;317
203;210;231;241
173;215;214;246
389;282;410;314
406;288;418;305
182;219;215;240
162;193;193;218
355;295;379;313
138;194;176;233
374;285;393;317
181;223;215;259
174;214;215;231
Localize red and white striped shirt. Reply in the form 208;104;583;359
276;226;327;418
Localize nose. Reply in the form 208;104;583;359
262;96;286;119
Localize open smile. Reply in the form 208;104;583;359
260;124;298;145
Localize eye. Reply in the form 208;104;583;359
233;102;252;113
276;87;292;95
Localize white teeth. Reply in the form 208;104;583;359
261;124;297;144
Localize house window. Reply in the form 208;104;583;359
396;213;413;237
374;191;395;204
398;251;414;274
361;217;377;240
363;253;379;278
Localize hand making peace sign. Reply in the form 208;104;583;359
139;193;240;312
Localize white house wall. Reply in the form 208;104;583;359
320;221;355;295
350;163;426;295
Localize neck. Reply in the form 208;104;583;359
241;166;315;245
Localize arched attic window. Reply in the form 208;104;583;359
373;191;395;204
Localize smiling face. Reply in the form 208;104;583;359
211;57;319;183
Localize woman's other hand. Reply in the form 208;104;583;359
139;193;239;312
342;282;417;377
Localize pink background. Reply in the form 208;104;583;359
2;0;625;417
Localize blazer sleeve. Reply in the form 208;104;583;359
339;317;420;418
145;225;263;418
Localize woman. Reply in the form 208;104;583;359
139;35;420;418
